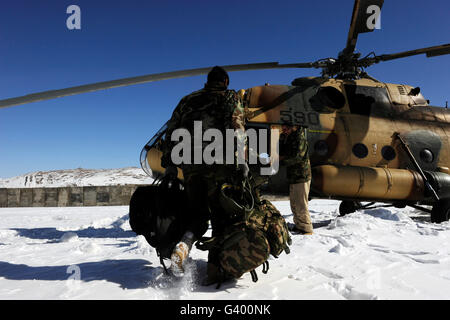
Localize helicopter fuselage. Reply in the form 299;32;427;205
243;77;450;204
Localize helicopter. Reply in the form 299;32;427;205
1;0;450;222
139;0;450;223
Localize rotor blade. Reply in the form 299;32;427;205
344;0;384;55
375;43;450;62
0;62;314;109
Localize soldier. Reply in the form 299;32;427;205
161;66;248;284
279;125;313;235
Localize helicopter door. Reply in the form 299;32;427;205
245;122;287;194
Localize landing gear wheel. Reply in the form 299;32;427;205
339;201;359;216
431;199;450;223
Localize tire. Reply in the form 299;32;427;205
431;199;450;223
339;201;358;216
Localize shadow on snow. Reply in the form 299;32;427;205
0;259;156;290
10;215;135;242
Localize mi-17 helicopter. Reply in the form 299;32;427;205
1;0;449;223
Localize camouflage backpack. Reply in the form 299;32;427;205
248;199;292;258
196;182;291;285
214;222;270;281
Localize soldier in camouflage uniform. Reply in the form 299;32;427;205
161;66;248;284
279;125;313;235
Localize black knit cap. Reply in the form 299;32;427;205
207;66;229;84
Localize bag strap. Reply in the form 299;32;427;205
160;256;170;275
262;261;269;274
195;236;219;251
249;261;269;283
250;270;258;282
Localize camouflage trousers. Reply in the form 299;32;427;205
183;168;234;266
184;172;232;237
289;180;313;233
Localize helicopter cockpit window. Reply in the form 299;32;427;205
145;122;168;150
309;86;346;113
344;85;391;117
140;122;168;177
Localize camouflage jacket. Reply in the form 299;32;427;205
279;127;311;184
161;82;246;176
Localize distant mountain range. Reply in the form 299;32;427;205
0;167;153;188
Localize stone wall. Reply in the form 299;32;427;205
0;185;145;208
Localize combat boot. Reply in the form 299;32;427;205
170;241;190;276
288;223;313;235
169;231;194;277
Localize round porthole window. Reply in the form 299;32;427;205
352;143;368;159
420;149;434;163
314;140;329;156
381;146;396;161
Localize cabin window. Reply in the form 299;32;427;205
309;86;346;112
420;149;434;164
344;85;391;116
381;146;396;161
314;140;329;156
352;143;368;159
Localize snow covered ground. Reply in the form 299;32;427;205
1;199;450;300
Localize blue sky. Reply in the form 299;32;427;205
0;0;449;178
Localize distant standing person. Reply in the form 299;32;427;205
279;125;313;235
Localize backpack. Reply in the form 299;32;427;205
128;183;188;271
197;221;270;282
249;200;292;258
196;181;291;285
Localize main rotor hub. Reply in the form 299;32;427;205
320;53;363;79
